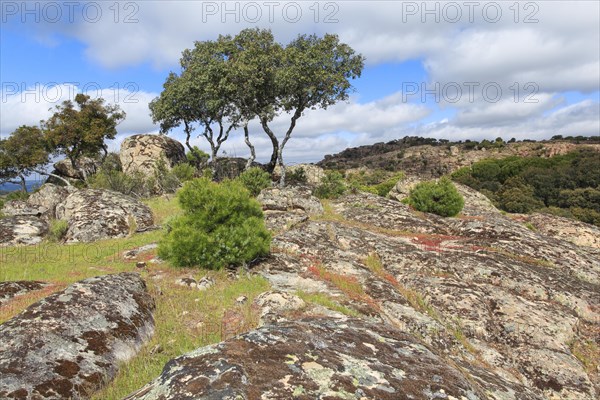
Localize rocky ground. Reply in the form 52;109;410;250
124;184;599;399
1;172;598;399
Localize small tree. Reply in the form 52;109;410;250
0;125;68;191
158;178;271;269
229;29;364;185
42;93;125;180
407;177;464;217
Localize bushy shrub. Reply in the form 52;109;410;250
236;167;271;196
407;177;464;217
88;169;153;198
186;146;210;166
47;219;69;242
346;170;404;197
313;170;347;199
158;178;271;269
287;167;307;186
171;163;196;183
5;190;29;201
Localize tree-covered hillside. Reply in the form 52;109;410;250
451;149;600;226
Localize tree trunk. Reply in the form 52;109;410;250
19;175;27;193
260;117;279;173
277;111;302;188
31;169;72;187
243;124;256;170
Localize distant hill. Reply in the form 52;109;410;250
317;136;600;177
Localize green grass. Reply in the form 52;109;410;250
296;290;361;317
0;194;271;399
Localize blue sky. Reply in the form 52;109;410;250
1;1;599;163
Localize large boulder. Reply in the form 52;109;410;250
27;184;75;219
120;134;186;176
276;164;325;186
257;186;323;233
0;216;48;247
56;189;154;243
125;317;540;399
53;157;100;180
0;273;155;399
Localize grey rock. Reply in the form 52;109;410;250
125;317;540;400
55;189;154;243
0;281;48;307
27;184;75;219
120;134;186;177
0;216;48;246
0;273;155;399
258;186;323;233
53;157;100;180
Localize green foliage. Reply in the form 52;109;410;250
346;170;404;197
152;28;364;173
88;169;153;198
0;126;50;192
407;177;464;217
159;178;271;269
42;94;125;172
236;167;272;196
5;190;30;201
154;159;181;194
186;147;209;166
286;167;307;186
171;163;196;183
313;170;347;199
47;219;69;242
451;150;600;225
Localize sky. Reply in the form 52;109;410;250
1;0;599;164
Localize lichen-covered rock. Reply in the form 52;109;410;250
257;186;323;233
0;273;155;399
120;134;186;176
251;192;599;399
527;212;600;249
0;281;47;307
27;184;75;219
254;290;305;325
55;189;154;243
0;200;47;219
126;317;540;400
0;216;48;246
285;163;325;186
53;157;100;180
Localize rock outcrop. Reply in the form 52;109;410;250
127;317;541;400
56;189;154;243
0;216;48;247
526;212;600;249
257;186;323;233
0;273;155;399
120;134;186;176
26;184;75;219
0;281;47;307
253;192;599;399
48;157;100;183
319;139;600;177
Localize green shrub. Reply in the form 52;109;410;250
407;177;464;217
236;167;271;196
88;169;153;198
313;170;347;199
287;167;307;186
171;163;196;183
158;178;271;269
186;146;210;166
154;159;181;194
47;219;68;242
345;170;404;197
5;191;29;201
